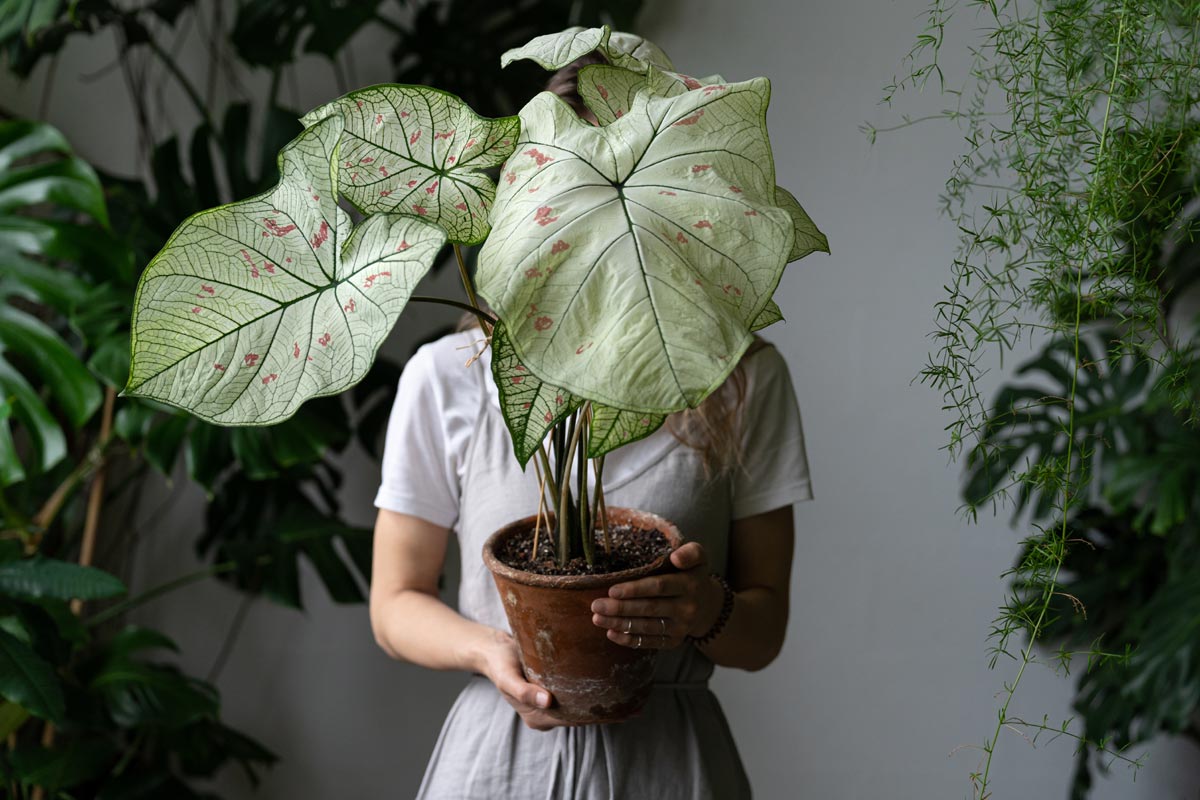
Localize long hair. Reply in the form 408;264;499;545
465;53;753;474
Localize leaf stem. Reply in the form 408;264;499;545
452;244;491;334
409;295;497;324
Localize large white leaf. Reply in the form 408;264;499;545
577;65;827;264
576;63;723;125
500;25;673;73
301;86;519;246
125;116;447;424
476;79;794;413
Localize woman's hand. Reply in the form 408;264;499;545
478;629;568;731
590;542;722;650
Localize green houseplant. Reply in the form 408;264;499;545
0;120;274;798
124;25;827;723
874;0;1200;795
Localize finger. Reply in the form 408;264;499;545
493;665;552;709
607;574;686;599
591;597;676;618
669;542;707;571
606;629;678;650
593;613;682;637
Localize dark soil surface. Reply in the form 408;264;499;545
497;523;672;576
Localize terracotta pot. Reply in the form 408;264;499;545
482;507;682;725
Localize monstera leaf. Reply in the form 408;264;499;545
301;86;519;245
500;25;673;74
125;116;447;424
476;78;793;413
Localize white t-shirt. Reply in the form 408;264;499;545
374;330;813;529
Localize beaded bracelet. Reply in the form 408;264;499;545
689;573;734;647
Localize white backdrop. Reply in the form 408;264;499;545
2;0;1196;797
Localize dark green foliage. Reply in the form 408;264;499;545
963;118;1200;797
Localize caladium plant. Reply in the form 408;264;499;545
124;24;828;567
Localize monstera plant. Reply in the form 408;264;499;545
124;25;826;721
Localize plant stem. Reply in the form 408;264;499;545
557;407;587;568
976;7;1129;795
593;456;610;554
578;408;593;566
143;34;217;133
409;295;497;325
86;558;262;628
71;387;116;615
452;244;491;335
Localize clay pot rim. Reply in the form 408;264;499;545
482;507;682;590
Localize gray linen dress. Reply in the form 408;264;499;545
380;332;813;800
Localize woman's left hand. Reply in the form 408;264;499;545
590;542;722;650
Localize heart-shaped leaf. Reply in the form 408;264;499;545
587;404;666;459
500;25;673;74
476;79;793;413
301;86;519;245
491;322;582;467
125;116;447;424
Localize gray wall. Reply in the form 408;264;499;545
3;0;1197;797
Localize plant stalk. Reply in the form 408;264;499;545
452;244;491;335
557;407;588;568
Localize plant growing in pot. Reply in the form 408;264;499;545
123;25;827;725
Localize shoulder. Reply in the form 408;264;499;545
402;329;490;393
739;339;791;389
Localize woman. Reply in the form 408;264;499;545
370;57;813;800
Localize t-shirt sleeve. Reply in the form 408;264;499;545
373;344;462;529
731;345;814;519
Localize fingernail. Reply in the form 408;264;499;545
591;600;602;613
609;587;624;598
537;691;550;707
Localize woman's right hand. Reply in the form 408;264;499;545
479;630;564;731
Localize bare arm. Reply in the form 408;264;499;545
369;509;563;729
591;505;795;672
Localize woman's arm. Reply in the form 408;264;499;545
370;509;563;729
590;505;795;672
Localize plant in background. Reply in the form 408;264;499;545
873;0;1200;796
2;1;654;792
123;24;827;721
0;120;273;798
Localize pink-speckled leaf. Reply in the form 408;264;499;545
301;86;519;245
586;404;666;459
576;63;725;126
500;25;673;74
125;116;447;424
476;78;794;414
491;322;581;467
